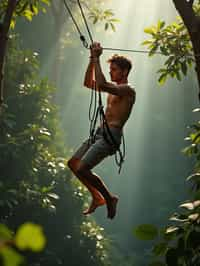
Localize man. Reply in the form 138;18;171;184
68;42;136;219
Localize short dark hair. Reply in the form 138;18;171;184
107;54;132;74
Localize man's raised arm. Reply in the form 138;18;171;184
90;42;135;97
83;57;96;89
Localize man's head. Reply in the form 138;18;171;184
107;54;132;83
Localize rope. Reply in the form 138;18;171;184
103;47;162;55
63;0;89;48
77;0;93;44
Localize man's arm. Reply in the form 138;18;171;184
83;59;95;88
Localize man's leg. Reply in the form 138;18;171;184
68;157;106;214
75;160;118;219
68;127;119;218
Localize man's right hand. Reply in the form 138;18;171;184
90;42;103;58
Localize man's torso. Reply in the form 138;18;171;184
104;87;135;129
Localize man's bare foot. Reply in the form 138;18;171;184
83;199;106;215
106;195;119;219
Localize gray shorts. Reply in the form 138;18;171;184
72;126;122;169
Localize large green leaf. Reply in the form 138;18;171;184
0;224;13;240
15;223;46;251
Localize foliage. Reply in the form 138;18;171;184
59;0;119;52
88;7;120;32
142;17;194;85
0;33;111;266
141;1;200;85
0;0;50;28
134;4;200;263
133;108;200;266
0;223;46;266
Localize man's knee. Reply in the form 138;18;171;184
67;157;89;175
68;157;79;172
76;161;90;176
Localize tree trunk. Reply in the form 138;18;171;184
172;0;200;103
0;0;17;106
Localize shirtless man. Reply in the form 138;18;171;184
68;42;136;219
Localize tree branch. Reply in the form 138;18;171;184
0;0;17;105
173;0;198;34
173;0;200;102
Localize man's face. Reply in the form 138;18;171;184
109;62;127;82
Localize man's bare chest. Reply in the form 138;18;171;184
107;95;121;106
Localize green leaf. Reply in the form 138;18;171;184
110;23;116;32
157;20;165;31
192;108;200;112
186;173;200;181
92;17;98;24
23;10;33;21
181;61;187;75
109;18;120;23
0;247;24;266
10;19;16;29
169;213;188;222
144;27;156;35
172;22;180;29
15;223;46;252
133;224;158;240
159;20;165;29
105;22;109;31
47;192;59;200
164;56;174;66
158;73;167;85
175;70;181;81
142;40;153;45
0;224;13;240
166;226;180;234
41;0;50;4
149;44;159;56
179;202;195;210
160;46;169;55
104;9;114;16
